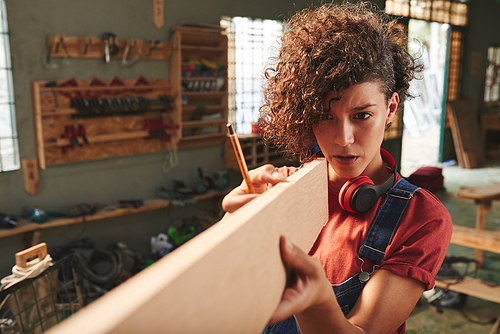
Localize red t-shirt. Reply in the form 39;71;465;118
274;166;452;334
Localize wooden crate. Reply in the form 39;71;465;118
224;134;295;170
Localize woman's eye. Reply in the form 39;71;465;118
355;112;371;120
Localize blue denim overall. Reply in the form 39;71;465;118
262;179;420;334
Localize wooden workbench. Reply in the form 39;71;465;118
455;184;500;265
436;184;500;334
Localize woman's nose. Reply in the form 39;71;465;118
333;120;354;147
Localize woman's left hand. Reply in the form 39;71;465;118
268;236;337;326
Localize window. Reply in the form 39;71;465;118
221;17;283;134
385;0;469;26
0;0;19;172
485;46;500;105
386;0;468;130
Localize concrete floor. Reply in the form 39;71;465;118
402;144;500;333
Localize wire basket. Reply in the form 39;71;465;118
0;254;86;334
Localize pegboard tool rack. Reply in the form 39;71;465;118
32;78;180;169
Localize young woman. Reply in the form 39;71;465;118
222;2;452;334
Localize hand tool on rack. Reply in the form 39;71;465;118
132;75;151;93
78;124;89;144
101;32;117;63
85;76;105;99
44;81;61;107
45;36;57;70
80;36;97;55
45;35;71;69
144;118;172;142
58;77;82;99
147;40;162;56
69;125;79;146
106;75;126;95
61;125;77;153
122;39;142;68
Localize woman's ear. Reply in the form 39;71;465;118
386;92;399;125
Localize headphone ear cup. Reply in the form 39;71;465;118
339;176;374;213
351;184;380;213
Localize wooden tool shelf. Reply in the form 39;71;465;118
169;23;229;149
0;190;229;248
47;34;172;62
32;78;181;169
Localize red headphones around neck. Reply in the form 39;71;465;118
338;148;396;213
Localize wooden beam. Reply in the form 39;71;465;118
47;159;328;334
435;276;500;304
450;225;500;254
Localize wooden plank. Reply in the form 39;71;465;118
32;81;46;169
152;0;164;29
22;158;39;195
47;35;172;61
450;225;500;254
449;99;485;169
47;159;328;334
435;276;500;304
45;130;177;147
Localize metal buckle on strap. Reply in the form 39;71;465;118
387;189;414;200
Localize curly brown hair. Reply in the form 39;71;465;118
259;1;420;162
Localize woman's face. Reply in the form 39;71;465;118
313;81;399;187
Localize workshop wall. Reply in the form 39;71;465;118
3;0;389;277
0;0;385;277
1;0;496;276
461;0;500;113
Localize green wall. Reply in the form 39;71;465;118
4;0;376;277
1;0;498;278
28;0;500;280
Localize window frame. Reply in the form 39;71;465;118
0;0;19;172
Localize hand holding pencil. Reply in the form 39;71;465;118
227;123;255;194
222;124;287;213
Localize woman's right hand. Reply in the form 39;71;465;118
222;164;287;213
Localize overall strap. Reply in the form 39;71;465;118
358;178;420;264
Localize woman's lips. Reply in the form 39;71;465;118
334;156;358;165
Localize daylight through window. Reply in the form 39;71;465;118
0;0;19;172
221;16;283;134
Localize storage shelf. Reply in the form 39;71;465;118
169;23;229;149
39;84;168;93
181;45;226;52
0;190;229;241
182;105;224;112
181;133;226;142
41;105;167;117
183;119;225;128
182;77;225;81
182;92;225;98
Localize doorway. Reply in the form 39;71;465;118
400;19;450;177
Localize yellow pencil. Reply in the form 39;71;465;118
227;124;255;194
